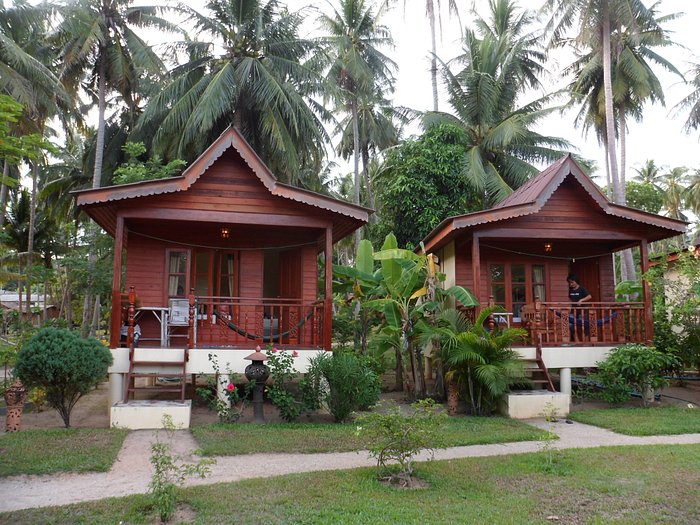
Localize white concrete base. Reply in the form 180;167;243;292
110;400;192;429
502;391;570;419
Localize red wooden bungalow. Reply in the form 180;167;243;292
75;126;369;414
421;154;686;416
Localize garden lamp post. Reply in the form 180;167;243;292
244;346;269;424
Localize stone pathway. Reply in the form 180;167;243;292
2;419;700;512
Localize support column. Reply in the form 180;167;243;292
639;239;653;344
471;234;482;308
110;215;125;348
324;225;333;351
559;367;572;395
109;373;124;406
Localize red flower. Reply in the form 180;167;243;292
226;383;235;391
271;347;278;353
293;351;299;358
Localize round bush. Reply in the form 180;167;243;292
14;327;113;427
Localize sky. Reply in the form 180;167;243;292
368;0;700;184
143;0;699;185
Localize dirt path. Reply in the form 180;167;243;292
2;418;700;512
2;381;700;512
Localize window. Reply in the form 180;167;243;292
166;250;189;298
489;263;547;322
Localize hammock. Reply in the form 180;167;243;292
552;309;618;335
212;308;316;343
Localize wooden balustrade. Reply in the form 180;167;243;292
193;296;325;348
522;301;648;346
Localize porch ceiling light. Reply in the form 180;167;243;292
544;242;553;253
220;226;231;239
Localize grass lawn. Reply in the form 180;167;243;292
191;416;548;456
3;444;699;524
569;406;700;435
0;428;128;477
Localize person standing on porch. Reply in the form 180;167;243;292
567;274;592;339
566;274;592;305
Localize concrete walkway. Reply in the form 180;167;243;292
3;419;700;512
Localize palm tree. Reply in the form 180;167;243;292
334;88;406;215
632;159;664;189
138;0;328;184
543;0;661;208
420;307;527;415
661;166;689;221
675;61;700;134
685;169;700;216
424;0;570;205
563;4;681;281
318;0;396;247
54;0;169;189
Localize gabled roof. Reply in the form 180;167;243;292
74;126;371;240
422;154;687;252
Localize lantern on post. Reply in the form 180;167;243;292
244;346;269;424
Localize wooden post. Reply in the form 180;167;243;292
110;216;125;348
639;240;653;344
127;286;135;349
188;288;196;348
324;226;333;351
533;297;542;346
486;295;496;331
471;234;481;312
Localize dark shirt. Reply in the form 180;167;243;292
569;286;590;303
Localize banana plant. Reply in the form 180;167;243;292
360;233;478;399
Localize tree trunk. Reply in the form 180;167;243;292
601;2;623;205
93;54;107;189
26;163;38;319
0;160;9;226
361;147;376;223
351;97;362;253
91;294;101;337
618;104;637;282
428;0;439;112
395;347;403;392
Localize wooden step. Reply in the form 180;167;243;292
128;386;182;393
132;360;186;366
130;373;184;379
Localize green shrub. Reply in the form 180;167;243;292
265;347;323;422
307;351;381;422
355;398;446;485
14;327;113;427
593;343;681;407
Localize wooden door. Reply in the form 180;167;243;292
279;249;302;344
569;259;600;301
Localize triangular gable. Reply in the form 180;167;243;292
422;154;687;251
74;126;370;223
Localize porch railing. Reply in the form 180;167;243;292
193;296;325;348
521;301;648;346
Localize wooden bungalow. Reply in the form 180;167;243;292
421;154;687;417
75;126;370;422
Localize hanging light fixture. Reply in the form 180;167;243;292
544;242;553;253
220;226;231;239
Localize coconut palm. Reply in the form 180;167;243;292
318;0;396;246
565;3;681;200
54;0;170;189
675;61;700;133
542;0;660;208
334;88;406;215
424;0;570;205
138;0;328;184
661;166;689;221
685;169;700;216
